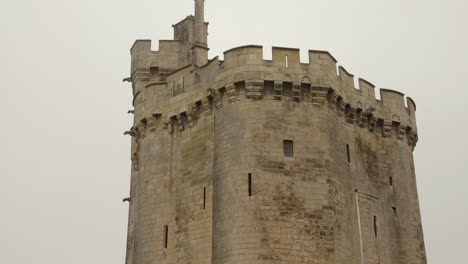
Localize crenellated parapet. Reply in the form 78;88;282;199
130;40;182;80
129;45;418;149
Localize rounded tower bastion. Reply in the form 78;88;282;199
123;1;426;264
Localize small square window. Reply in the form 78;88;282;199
284;140;294;157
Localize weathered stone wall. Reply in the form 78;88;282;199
212;94;252;263
170;116;214;263
125;43;426;264
126;118;176;264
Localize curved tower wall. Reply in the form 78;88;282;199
212;91;338;263
125;43;426;264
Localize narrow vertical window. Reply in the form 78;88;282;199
248;173;252;197
164;225;169;248
203;187;206;209
373;216;378;238
284;140;294;158
389;176;393;187
285;55;289;68
346;144;351;163
392;207;397;219
182;77;185;93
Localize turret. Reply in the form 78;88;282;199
192;0;209;66
194;0;207;46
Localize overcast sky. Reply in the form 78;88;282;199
1;0;467;263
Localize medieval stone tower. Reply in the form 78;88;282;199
123;1;426;263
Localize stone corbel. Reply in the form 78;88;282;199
407;131;418;146
311;86;329;105
208;88;222;109
146;115;157;133
245;81;264;99
337;100;346;117
328;94;339;110
346;107;357;124
383;121;393;138
225;84;237;102
161;114;168;129
187;103;196;128
162;115;173;134
358;113;368;128
214;93;223;109
273;82;283;100
201;97;212;116
368;117;378;132
187;114;194;128
292;83;301;102
176;114;184;131
359;108;375;128
398;125;407;140
168;119;174;134
207;88;216;97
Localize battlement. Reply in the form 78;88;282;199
219;45;416;124
130;39;182;77
221;45;413;107
129;43;419;148
130;0;209;77
128;46;419;150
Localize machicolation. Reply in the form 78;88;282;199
129;44;418;149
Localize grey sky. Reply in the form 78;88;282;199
1;0;467;263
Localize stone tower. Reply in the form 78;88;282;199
124;1;427;264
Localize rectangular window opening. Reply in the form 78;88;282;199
283;140;294;158
203;187;206;209
346;144;351;163
248;173;252;197
164;225;169;248
392;207;397;218
285;55;289;68
389;176;393;187
373;216;378;238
